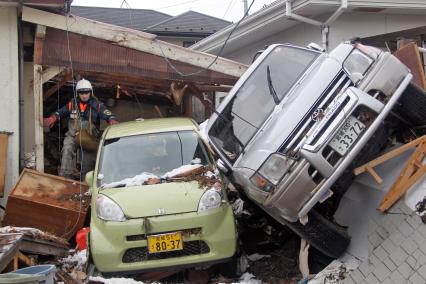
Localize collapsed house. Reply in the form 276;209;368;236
0;0;247;207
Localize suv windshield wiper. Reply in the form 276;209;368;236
267;65;280;105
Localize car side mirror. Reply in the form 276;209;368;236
217;159;228;174
85;171;94;186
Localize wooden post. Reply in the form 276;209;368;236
0;132;11;198
33;25;45;172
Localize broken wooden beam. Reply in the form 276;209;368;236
379;137;426;212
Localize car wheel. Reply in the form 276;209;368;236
283;210;350;259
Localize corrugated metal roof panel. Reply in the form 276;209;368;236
41;28;238;86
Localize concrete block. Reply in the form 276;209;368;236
383;257;397;271
342;276;357;284
381;277;396;284
382;219;398;234
401;238;418;255
410;230;426;247
377;225;391;239
382;238;398;254
373;261;392;281
349;268;365;283
359;260;373;277
399;221;415;237
390;212;408;227
406;215;422;229
370;253;383;269
369;231;385;249
365;272;380;284
417;264;426;280
373;245;389;261
389;230;405;246
406;255;420;270
398;202;414;215
417;224;426;238
398;262;414;279
408;272;425;284
390;269;406;284
412;250;426;266
389;247;409;266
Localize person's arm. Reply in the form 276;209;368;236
98;102;119;124
43;101;70;128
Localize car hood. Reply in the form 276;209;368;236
99;181;205;218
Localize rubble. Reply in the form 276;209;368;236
415;196;426;223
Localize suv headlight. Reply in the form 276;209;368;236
251;153;294;192
96;195;126;222
198;188;223;213
343;48;374;84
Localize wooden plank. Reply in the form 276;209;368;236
395;42;426;90
379;138;426;212
42;66;65;84
34;25;45;65
43;70;72;100
354;135;424;176
0;133;9;197
20;237;69;257
22;6;248;78
34;64;44;172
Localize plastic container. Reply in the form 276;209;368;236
0;273;44;284
10;265;56;284
76;227;90;251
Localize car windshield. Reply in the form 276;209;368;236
97;131;211;189
209;45;318;163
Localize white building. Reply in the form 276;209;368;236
192;0;426;64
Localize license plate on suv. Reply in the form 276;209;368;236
329;116;366;156
147;232;183;254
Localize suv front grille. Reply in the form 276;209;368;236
279;72;353;158
122;240;210;263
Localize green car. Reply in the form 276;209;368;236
85;117;237;274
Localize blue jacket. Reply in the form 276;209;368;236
55;97;117;129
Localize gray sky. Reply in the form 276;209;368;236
71;0;277;22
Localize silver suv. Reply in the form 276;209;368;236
205;42;412;256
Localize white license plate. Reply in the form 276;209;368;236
329;116;366;156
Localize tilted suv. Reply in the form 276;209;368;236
205;42;412;257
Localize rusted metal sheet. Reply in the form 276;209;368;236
41;28;238;86
3;169;89;240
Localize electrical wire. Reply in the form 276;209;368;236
223;0;236;18
155;0;204;10
156;0;256;77
61;12;85;238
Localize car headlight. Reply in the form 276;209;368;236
198;188;223;213
96;195;126;222
343;48;374;84
260;153;294;184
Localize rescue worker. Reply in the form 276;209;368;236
43;79;119;179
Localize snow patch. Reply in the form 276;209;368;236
235;272;262;284
89;276;157;284
162;164;202;178
101;172;159;189
198;119;209;142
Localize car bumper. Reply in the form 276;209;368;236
90;205;237;273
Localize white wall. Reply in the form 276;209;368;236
225;12;426;64
0;6;19;208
